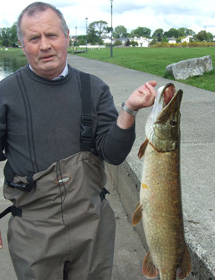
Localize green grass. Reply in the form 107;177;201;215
0;48;25;58
1;47;214;92
69;47;215;92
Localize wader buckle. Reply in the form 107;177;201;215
4;161;34;192
80;114;93;149
5;180;34;192
99;188;110;201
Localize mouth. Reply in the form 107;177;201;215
162;83;176;106
157;84;183;124
40;55;55;62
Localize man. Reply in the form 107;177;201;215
0;2;157;279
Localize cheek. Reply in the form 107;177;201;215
23;45;38;60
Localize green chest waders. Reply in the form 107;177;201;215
0;73;116;280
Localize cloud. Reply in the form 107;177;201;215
0;0;215;35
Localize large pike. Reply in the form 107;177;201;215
132;83;191;279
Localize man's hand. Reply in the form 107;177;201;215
125;80;157;111
117;80;157;129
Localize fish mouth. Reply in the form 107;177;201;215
144;83;183;152
156;83;183;124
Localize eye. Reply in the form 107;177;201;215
30;37;39;42
48;34;57;38
170;119;177;126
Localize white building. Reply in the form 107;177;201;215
181;36;194;43
102;37;112;44
133;36;152;47
168;38;177;44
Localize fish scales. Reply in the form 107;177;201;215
132;83;191;280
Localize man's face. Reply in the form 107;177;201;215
20;8;70;80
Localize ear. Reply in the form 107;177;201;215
66;29;70;46
18;39;26;55
18;39;22;48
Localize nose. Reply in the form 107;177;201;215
40;36;51;51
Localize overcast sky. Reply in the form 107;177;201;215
1;0;215;36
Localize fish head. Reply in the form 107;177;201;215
145;83;183;152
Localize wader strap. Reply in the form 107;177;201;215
15;71;38;173
80;72;94;152
99;188;110;201
0;205;22;219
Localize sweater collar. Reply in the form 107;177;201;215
28;63;69;80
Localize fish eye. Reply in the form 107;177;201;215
170;120;177;126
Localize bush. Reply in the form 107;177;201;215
130;41;138;47
114;40;122;46
150;41;215;48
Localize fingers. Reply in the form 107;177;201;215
145;81;157;93
127;80;157;110
139;82;157;98
147;80;157;87
138;81;157;94
140;81;157;107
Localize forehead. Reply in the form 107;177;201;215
21;8;62;33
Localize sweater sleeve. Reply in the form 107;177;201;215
92;76;136;165
101;122;135;165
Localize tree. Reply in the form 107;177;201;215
149;38;158;46
152;28;164;42
177;27;195;37
114;40;122;46
195;30;213;42
113;25;127;38
206;32;214;42
164;28;179;38
10;24;18;46
87;20;108;44
1;28;10;47
131;27;151;38
130;41;138;47
89;21;108;38
0;23;18;47
87;24;98;44
125;39;130;47
152;27;196;43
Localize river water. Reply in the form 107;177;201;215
0;49;27;81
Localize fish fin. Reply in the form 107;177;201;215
177;245;191;279
132;204;142;226
136;201;140;208
138;139;148;159
142;251;159;279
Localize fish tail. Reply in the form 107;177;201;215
177;245;191;279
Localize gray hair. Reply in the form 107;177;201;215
17;2;69;45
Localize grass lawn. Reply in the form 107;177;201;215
1;47;214;92
69;47;215;92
